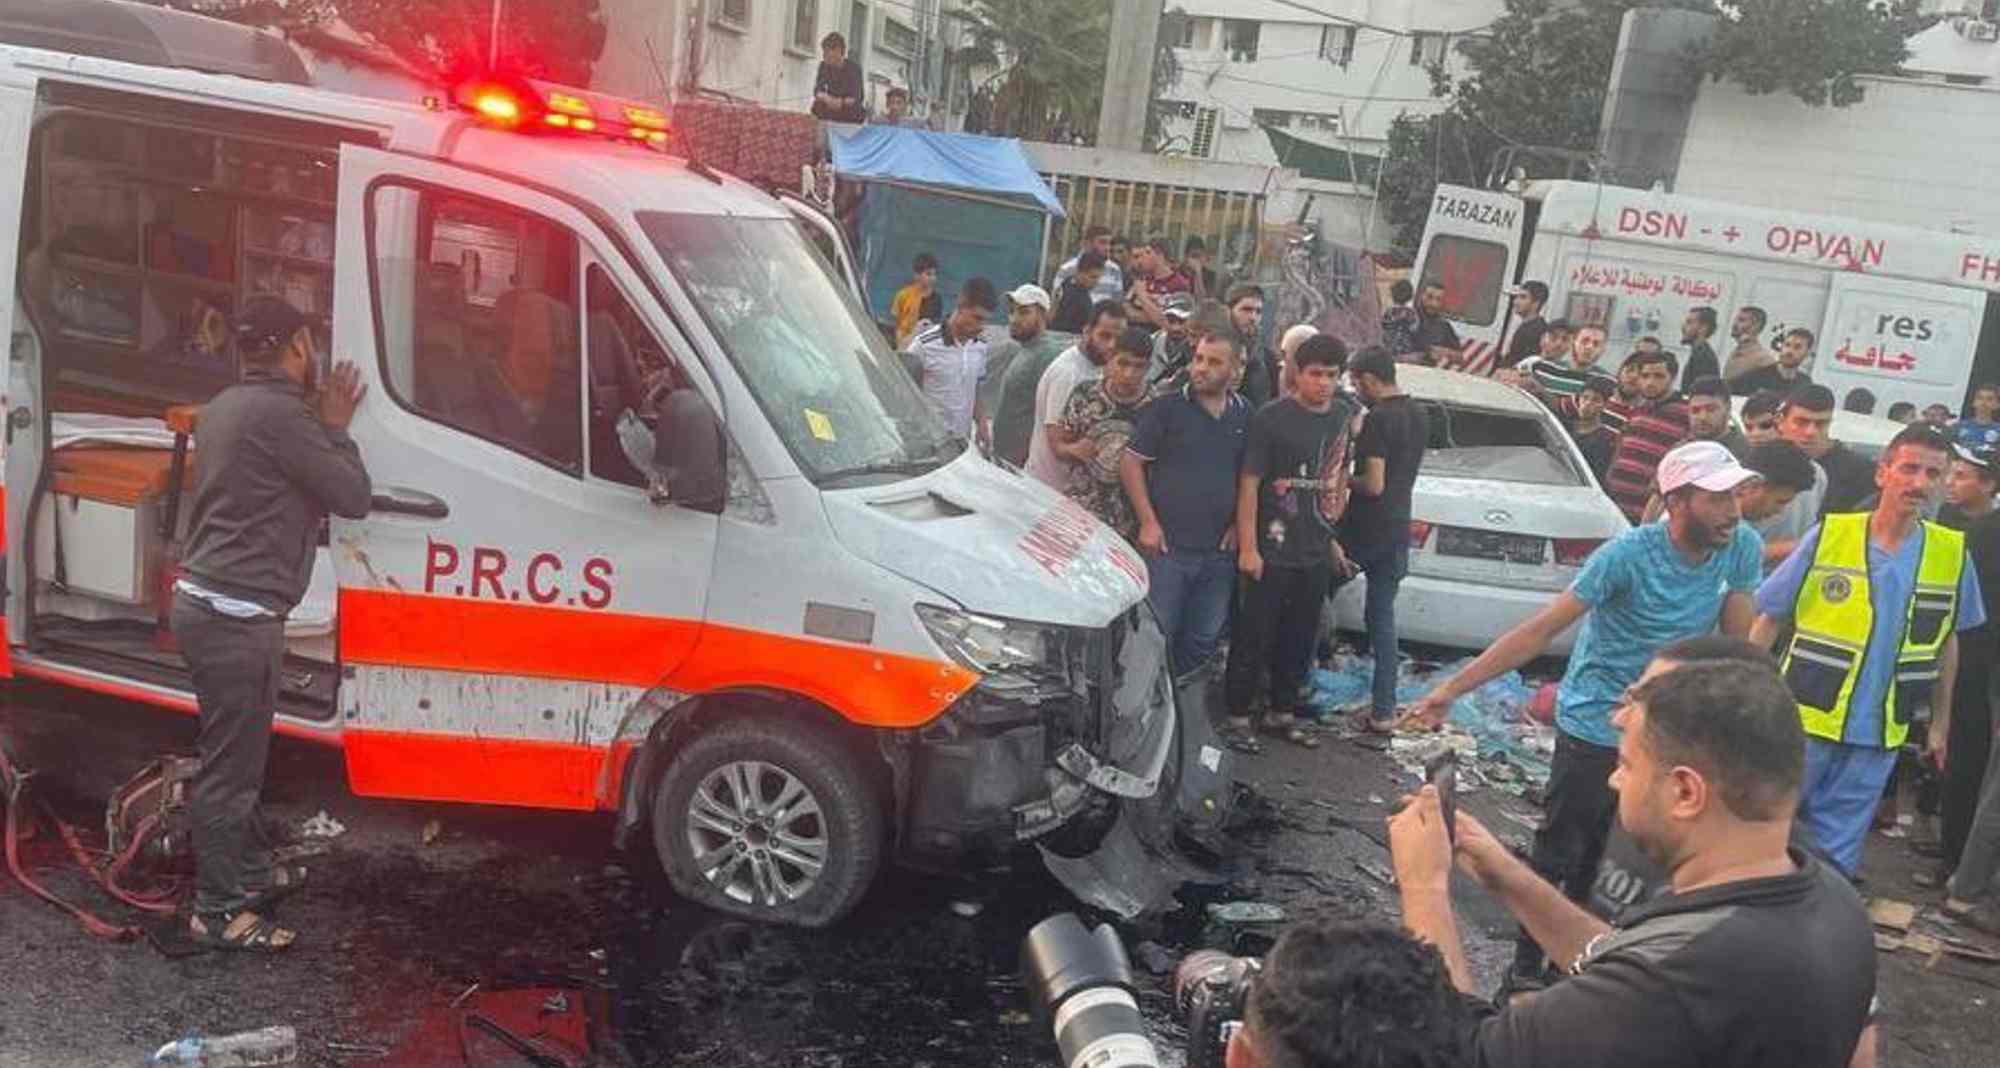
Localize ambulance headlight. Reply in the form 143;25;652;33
916;605;1062;691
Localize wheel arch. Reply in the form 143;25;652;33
611;686;895;852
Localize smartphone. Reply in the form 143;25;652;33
1425;751;1458;843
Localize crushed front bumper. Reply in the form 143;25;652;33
900;605;1176;859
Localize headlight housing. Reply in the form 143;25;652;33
915;604;1065;693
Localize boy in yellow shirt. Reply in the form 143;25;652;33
892;252;942;347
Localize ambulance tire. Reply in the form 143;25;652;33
652;719;883;928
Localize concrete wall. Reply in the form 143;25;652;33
1676;75;2000;235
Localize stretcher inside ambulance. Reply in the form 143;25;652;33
1415;180;2000;414
0;3;1211;928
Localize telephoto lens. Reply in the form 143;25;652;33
1020;913;1162;1068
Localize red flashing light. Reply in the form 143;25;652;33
451;76;670;148
472;89;523;125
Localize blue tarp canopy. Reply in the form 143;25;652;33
828;126;1065;217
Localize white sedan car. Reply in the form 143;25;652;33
1329;366;1629;654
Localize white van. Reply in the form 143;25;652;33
0;3;1191;927
1415;180;2000;412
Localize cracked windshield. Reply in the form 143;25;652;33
4;1;1999;1067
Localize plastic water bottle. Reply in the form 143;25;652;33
148;1026;297;1067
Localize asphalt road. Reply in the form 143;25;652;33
1;680;1995;1067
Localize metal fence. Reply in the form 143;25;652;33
1035;173;1266;288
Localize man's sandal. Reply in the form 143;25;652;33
189;909;296;953
244;864;308;911
1259;717;1320;749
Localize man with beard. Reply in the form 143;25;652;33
1123;332;1251;676
1025;300;1126;489
1391;650;1876;1068
984;284;1064;466
1681;306;1721;385
1405;441;1764;989
1751;424;1986;877
1723;305;1774;382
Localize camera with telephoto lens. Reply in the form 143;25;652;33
1173;949;1261;1068
1020;913;1162;1068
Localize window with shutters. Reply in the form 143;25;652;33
1223;20;1259;62
1319;25;1356;66
1409;32;1449;67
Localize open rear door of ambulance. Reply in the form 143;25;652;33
0;84;36;678
1411;183;1525;375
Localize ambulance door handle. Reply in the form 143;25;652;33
6;405;28;446
370;486;449;520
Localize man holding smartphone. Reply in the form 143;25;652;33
174;296;373;952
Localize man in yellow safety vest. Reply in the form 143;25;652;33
1750;422;1987;875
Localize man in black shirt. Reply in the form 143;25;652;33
1937;445;2000;888
1412;280;1461;366
1731;326;1816;396
811;33;866;122
1500;281;1548;369
1340;346;1429;731
1391;652;1876;1068
1681;305;1721;386
1226;335;1356;747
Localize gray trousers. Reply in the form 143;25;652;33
171;591;284;914
1948;714;2000;903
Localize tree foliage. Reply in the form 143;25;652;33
1703;0;1924;107
161;0;607;84
1375;0;1921;257
963;0;1113;141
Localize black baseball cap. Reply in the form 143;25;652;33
233;295;310;356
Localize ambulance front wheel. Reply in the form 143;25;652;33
652;718;884;927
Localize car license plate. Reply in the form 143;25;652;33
1437;527;1545;565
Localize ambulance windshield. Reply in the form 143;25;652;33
639;212;958;484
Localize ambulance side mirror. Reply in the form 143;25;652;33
652;389;725;516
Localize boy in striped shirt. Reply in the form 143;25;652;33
1602;350;1690;521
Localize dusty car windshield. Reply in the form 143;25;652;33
638;212;955;483
1417;402;1585;486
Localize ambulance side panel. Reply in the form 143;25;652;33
1818;275;1990;414
0;76;35;672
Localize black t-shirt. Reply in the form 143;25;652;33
1050;281;1093;334
1682;338;1719;385
1342;394;1429;554
1413;312;1461;357
811;60;866;122
1243;396;1355;568
1941;507;2000;653
1475;848;1875;1068
1502;316;1546;369
1817;443;1877;516
1572;424;1616;483
1730;363;1811;397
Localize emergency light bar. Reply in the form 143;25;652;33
453;77;670;146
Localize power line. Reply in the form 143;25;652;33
1249;0;1497;41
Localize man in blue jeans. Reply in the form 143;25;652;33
1122;331;1250;675
1338;346;1430;730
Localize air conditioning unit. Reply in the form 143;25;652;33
1969;19;2000;42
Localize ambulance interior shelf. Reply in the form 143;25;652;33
27;413;339;717
29;110;336;406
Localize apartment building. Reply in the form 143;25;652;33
1156;0;1500;173
595;0;980;124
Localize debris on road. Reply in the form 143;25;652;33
1869;898;1918;933
950;899;984;918
421;818;443;845
299;810;346;840
1131;941;1177;975
1306;653;1557;794
1354;860;1397;887
1205;901;1285;925
149;1025;297;1067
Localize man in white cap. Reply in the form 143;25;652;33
1404;439;1765;991
979;283;1054;460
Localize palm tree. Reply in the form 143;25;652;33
961;0;1113;142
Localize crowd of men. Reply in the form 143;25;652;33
887;235;2000;1065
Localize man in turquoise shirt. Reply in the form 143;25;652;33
1405;441;1764;987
